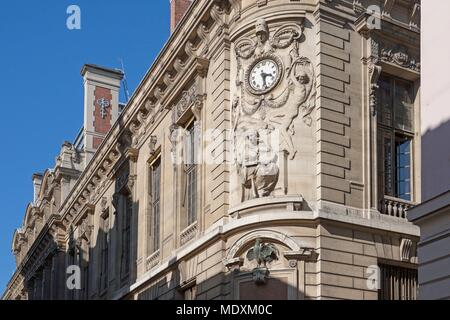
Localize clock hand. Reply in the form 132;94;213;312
260;72;274;89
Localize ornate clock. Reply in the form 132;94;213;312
245;55;283;95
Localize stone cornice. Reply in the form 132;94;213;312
8;213;65;290
35;0;235;246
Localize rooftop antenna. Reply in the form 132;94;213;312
119;58;130;102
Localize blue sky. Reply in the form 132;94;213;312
0;0;170;293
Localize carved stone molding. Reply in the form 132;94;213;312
226;229;301;262
223;257;244;272
180;222;198;246
400;238;413;262
383;0;396;17
380;43;420;72
115;167;130;193
283;248;318;266
149;136;158;157
173;84;201;123
369;62;382;116
146;250;161;271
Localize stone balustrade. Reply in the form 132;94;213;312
380;196;415;219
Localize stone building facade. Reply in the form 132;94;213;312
4;0;421;300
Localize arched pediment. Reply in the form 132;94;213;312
226;229;302;261
23;203;34;227
38;169;53;201
12;230;21;253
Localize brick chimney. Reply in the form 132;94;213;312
170;0;192;33
80;64;124;166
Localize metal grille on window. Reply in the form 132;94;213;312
379;264;418;300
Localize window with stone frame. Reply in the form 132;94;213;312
184;121;198;227
99;211;109;294
177;283;197;301
148;157;162;254
120;193;133;282
377;74;415;204
378;263;418;300
67;244;76;300
76;239;90;299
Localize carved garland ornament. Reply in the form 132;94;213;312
380;44;420;72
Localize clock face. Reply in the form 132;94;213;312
249;59;280;93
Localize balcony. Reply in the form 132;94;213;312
180;222;198;246
380;196;416;219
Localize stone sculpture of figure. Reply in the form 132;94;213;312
254;19;272;57
269;56;315;159
236;128;279;201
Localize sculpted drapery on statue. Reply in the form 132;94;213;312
233;18;316;202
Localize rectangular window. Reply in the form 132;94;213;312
121;195;132;280
151;158;161;252
378;264;418;300
396;137;412;201
377;75;414;203
185;123;198;226
99;214;109;293
184;286;197;300
77;241;89;299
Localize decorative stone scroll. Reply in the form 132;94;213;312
172;84;204;124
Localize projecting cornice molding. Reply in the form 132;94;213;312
50;0;235;233
356;12;420;76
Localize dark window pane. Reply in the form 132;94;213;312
378;76;393;127
394;80;414;132
152;158;161;252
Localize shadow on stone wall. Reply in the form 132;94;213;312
422;119;450;201
134;269;303;301
17;186;140;300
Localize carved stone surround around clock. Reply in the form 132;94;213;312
232;17;316;203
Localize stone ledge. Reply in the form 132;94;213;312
228;196;304;217
125;204;419;299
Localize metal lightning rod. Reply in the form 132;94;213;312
119;58;130;102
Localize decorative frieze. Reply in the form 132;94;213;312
380;44;420;72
